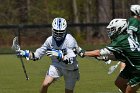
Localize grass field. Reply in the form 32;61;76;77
0;54;122;93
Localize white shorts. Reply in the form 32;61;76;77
47;65;80;90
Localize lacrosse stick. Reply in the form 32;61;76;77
108;61;121;74
12;37;29;80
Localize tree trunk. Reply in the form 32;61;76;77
16;0;28;23
97;0;111;42
85;0;93;43
72;0;80;34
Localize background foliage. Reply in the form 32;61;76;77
0;0;140;52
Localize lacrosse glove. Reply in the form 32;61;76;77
72;47;85;58
46;49;63;61
17;50;30;60
96;56;109;61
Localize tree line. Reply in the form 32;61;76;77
0;0;140;45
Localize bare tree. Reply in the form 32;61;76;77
97;0;111;41
84;0;93;43
72;0;80;34
16;0;28;23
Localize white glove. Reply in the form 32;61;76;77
96;56;111;64
105;60;112;64
96;56;109;61
46;49;63;61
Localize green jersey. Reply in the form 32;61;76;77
107;34;140;70
128;17;140;42
128;17;140;33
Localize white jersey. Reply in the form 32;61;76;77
34;34;79;70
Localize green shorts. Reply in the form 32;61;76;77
119;64;140;87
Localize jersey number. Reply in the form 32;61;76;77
128;36;140;51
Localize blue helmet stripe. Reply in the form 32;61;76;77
57;18;61;30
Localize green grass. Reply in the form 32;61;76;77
0;55;121;93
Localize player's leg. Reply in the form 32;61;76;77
115;65;130;93
120;62;126;72
40;65;61;93
63;69;80;93
118;62;126;92
65;89;73;93
115;76;128;92
125;84;140;93
40;75;54;93
125;77;140;93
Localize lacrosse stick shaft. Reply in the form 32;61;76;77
12;36;29;80
117;61;121;66
19;56;29;80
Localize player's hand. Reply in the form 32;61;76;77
96;56;111;64
17;50;30;60
46;49;63;60
105;60;112;64
96;56;109;61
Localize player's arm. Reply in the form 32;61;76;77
17;49;43;61
84;48;117;61
84;50;100;57
17;38;50;61
69;36;85;58
84;48;110;57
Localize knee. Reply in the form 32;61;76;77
42;82;51;88
40;83;50;93
114;79;117;86
114;79;120;87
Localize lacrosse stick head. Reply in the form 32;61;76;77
108;65;117;74
11;37;20;51
108;62;120;74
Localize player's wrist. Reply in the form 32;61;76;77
78;50;85;58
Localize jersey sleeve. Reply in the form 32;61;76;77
67;34;79;49
34;37;51;59
128;18;139;32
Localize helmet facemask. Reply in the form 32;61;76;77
107;27;121;39
52;29;66;41
107;27;116;38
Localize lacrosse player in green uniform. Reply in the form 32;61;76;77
117;5;140;92
82;18;140;93
127;5;140;45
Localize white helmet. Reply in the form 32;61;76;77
106;18;127;39
52;17;67;41
130;5;140;16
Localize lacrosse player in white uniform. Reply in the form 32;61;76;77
18;17;83;93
